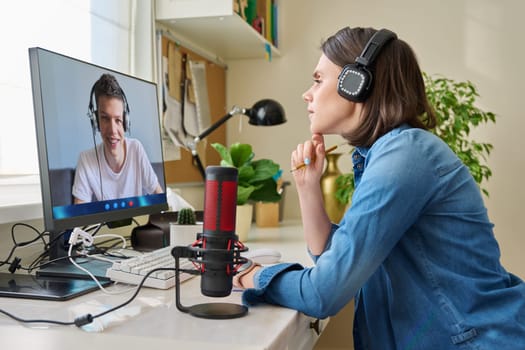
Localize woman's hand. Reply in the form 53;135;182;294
233;261;262;289
291;133;333;254
291;133;326;187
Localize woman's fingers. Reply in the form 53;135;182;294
303;140;314;166
291;135;327;174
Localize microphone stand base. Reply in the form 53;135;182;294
187;302;248;319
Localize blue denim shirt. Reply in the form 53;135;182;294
243;125;525;349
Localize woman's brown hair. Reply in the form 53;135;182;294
321;27;436;147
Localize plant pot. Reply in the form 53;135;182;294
169;223;203;246
236;203;253;242
255;201;279;227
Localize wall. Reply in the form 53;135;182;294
226;0;525;278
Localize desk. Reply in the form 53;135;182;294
0;220;326;349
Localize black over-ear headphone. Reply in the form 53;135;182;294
337;28;397;102
87;82;131;134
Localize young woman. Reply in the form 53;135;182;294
233;26;525;349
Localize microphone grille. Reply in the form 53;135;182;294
203;166;238;233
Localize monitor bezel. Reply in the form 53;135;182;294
29;47;169;233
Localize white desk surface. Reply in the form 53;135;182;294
0;220;325;350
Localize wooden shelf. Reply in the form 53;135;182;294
156;0;280;60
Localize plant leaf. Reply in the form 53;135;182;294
230;143;253;167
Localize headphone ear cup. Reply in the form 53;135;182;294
123;111;130;132
95;111;100;132
88;110;99;134
337;64;372;102
122;96;130;132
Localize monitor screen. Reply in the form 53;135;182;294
29;47;168;236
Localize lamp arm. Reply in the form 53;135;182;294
194;105;245;142
192;153;206;180
189;105;245;180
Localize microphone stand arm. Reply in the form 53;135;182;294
172;246;195;314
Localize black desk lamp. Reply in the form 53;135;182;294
188;99;286;179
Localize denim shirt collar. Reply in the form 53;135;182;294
352;124;411;187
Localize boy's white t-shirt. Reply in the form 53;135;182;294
72;138;160;202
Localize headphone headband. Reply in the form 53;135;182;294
355;29;397;67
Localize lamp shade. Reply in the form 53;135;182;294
245;99;286;126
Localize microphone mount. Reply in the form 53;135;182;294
171;242;249;319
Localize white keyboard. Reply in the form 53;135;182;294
105;246;196;289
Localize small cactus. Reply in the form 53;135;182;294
177;207;196;225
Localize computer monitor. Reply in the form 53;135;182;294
28;47;168;272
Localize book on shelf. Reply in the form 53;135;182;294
272;0;278;47
246;0;257;25
242;0;277;48
264;0;272;43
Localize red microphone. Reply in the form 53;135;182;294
200;166;240;297
171;166;249;319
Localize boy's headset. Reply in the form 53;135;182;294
337;28;397;102
87;83;131;134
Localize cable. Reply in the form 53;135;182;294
0;308;76;326
91;268;172;320
43;229;69;255
11;223;47;248
67;228;133;295
82;223;104;237
0;224;169;326
31;225;113;272
0;267;172;327
90;235;127;252
0;222;49;272
0;223;103;275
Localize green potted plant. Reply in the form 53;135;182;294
211;142;282;238
170;207;202;246
211;142;282;204
335;73;496;206
177;207;197;225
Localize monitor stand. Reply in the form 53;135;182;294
0;227;126;301
36;258;112;281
